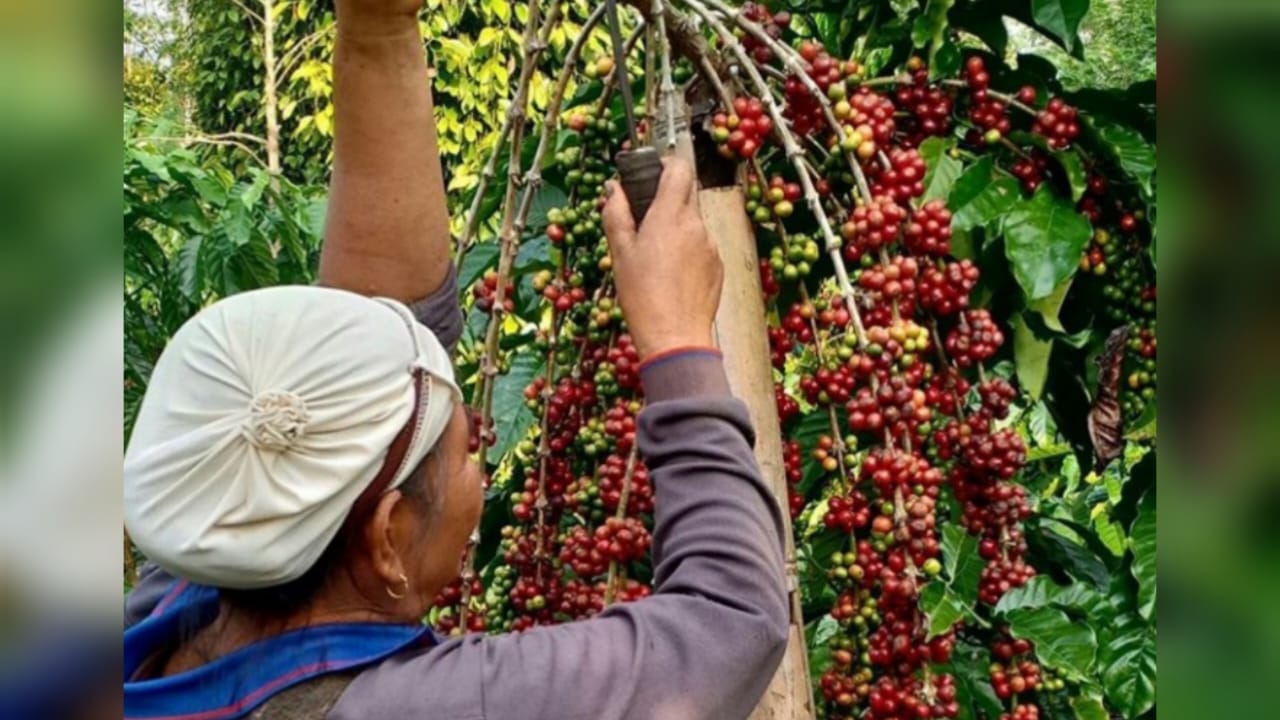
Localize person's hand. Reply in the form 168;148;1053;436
337;0;423;36
340;0;423;17
602;157;723;359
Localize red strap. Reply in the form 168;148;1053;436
637;345;723;372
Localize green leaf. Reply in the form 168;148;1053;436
1101;626;1157;718
1092;120;1157;198
1006;606;1097;679
919;137;962;203
995;575;1105;617
302;198;328;240
1012;313;1053;401
942;524;984;603
1002;186;1092;300
240;171;270;208
1028;277;1073;333
1070;693;1109;720
809;614;840;648
459;242;501;290
1031;0;1090;55
1027;519;1114;589
931;40;962;80
489;350;542;462
949;157;1019;232
911;0;955;52
1093;512;1126;557
1053;150;1088;202
130;149;172;182
177;236;203;300
919;583;967;639
223;203;253;247
1129;488;1156;620
952;1;1008;56
952;642;1005;720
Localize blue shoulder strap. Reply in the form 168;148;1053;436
123;581;435;720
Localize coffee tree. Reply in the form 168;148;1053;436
442;2;1155;720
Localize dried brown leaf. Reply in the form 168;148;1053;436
1089;325;1130;469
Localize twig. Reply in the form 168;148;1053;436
686;1;871;350
230;0;264;26
940;79;1037;116
474;0;562;465
457;3;564;260
651;0;678;149
276;25;335;82
701;0;874;204
135;134;268;167
511;1;611;578
603;442;641;605
460;0;560;629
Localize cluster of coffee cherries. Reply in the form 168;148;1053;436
737;2;791;63
718;29;1074;718
895;59;953;145
477;80;666;635
767;232;821;280
428;575;487;636
711;96;773;160
1074;173;1157;420
472;270;515;314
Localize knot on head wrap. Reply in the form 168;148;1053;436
244;390;311;451
123;286;461;590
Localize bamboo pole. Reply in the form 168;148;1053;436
701;186;814;720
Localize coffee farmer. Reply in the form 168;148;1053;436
123;2;788;718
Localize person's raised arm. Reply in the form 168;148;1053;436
333;159;790;720
318;1;451;302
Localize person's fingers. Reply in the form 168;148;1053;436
601;181;637;252
652;157;696;213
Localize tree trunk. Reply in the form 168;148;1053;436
657;88;814;720
260;0;282;187
701;187;815;720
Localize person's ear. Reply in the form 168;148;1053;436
364;488;410;587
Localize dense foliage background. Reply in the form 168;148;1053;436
123;2;1156;718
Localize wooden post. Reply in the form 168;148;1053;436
701;187;815;720
659;90;813;720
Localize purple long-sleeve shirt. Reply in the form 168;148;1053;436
126;267;790;719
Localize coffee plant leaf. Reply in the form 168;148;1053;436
1100;625;1157;718
1028;277;1073;333
1129;488;1156;620
995;575;1104;617
1069;693;1109;720
951;641;1006;720
942;524;984;604
1052;150;1088;203
459;242;501;290
1027;518;1114;590
910;0;957;73
919;583;966;639
949;157;1019;232
1090;119;1157;200
1030;0;1090;57
1002;186;1092;301
1006;606;1097;680
1013;313;1053;401
489;350;542;462
919;136;962;203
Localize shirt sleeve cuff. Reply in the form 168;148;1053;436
639;348;731;403
406;264;464;353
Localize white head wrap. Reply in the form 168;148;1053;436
123;286;461;590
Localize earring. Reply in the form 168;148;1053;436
386;573;410;600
